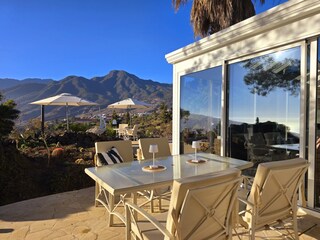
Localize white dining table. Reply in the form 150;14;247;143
85;153;253;226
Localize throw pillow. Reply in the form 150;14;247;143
96;146;124;166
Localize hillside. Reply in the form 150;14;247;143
1;70;172;123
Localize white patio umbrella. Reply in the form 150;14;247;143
107;98;152;126
30;93;98;132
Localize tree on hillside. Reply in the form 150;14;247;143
173;0;265;37
125;112;130;125
111;110;119;121
180;108;190;123
243;56;300;96
159;102;172;124
0;93;20;139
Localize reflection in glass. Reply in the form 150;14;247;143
180;67;222;155
315;39;320;208
227;47;301;175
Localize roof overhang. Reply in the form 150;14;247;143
165;0;320;64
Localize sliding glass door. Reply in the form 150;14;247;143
227;47;301;174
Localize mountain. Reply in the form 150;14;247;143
2;70;172;123
0;78;55;89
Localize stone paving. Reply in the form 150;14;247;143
0;187;320;239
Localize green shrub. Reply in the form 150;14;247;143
69;123;92;132
104;126;116;138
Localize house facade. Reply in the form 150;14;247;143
166;0;320;213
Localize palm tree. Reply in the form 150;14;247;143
173;0;265;37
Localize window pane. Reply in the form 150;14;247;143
180;67;222;155
227;47;301;175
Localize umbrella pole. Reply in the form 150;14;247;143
66;103;69;131
41;105;45;134
128;106;131;127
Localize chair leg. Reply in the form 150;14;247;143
158;196;162;211
227;221;233;240
150;199;155;213
293;210;299;239
249;211;256;240
125;205;131;240
249;225;255;240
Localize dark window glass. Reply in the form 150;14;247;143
180;67;222;155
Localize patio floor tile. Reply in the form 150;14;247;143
0;187;320;239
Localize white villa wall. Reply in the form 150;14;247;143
166;0;320;212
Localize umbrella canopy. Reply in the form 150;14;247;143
107;98;152;126
30;93;98;132
30;93;98;106
107;98;152;109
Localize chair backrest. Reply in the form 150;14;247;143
166;168;242;240
128;125;138;135
118;124;128;134
94;140;133;165
246;158;309;227
248;132;266;146
264;132;283;145
132;125;138;134
138;137;171;159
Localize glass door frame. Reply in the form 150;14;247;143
307;37;318;209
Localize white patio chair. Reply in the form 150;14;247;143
138;138;172;212
238;158;309;239
138;137;171;159
125;168;242;240
94;140;133;225
118;124;128;138
125;124;139;140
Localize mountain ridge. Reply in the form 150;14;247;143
0;78;55;89
1;70;172;123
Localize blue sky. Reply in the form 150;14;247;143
0;0;287;84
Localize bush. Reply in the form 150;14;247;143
69;122;93;132
104;126;116;138
0;94;19;139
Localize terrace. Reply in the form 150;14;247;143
2;0;320;239
1;187;320;239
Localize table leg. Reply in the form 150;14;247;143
108;192;114;227
95;183;100;207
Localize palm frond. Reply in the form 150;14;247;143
173;0;266;37
172;0;189;11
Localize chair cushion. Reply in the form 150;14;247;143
95;140;133;163
96;146;124;166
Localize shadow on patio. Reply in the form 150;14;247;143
0;187;320;239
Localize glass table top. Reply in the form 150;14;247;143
85;153;252;195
